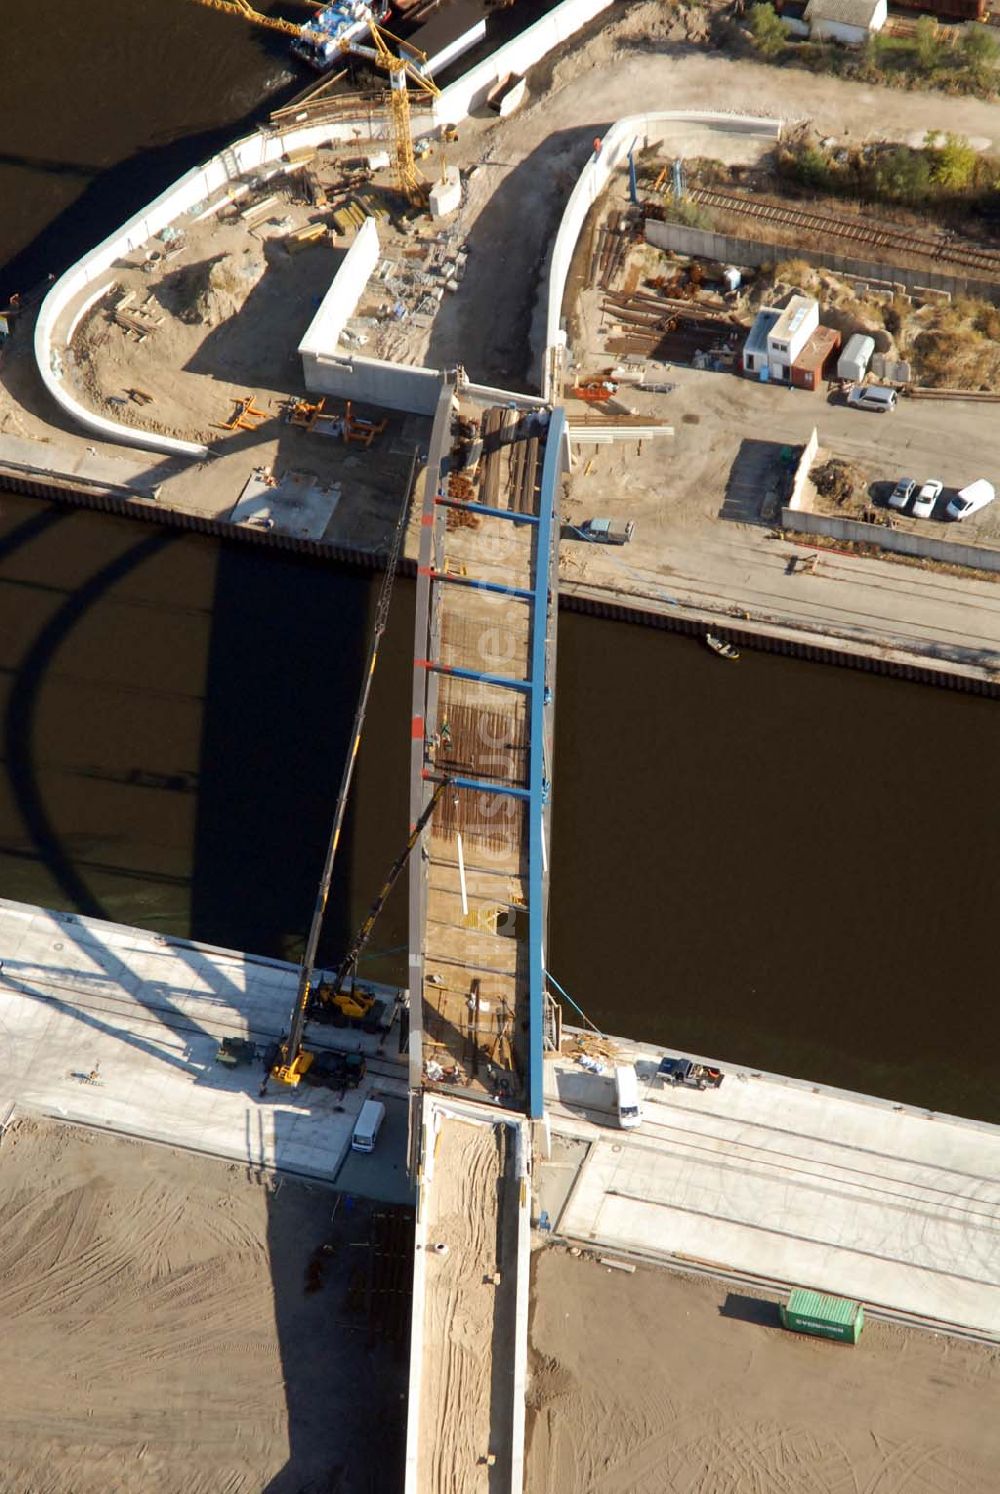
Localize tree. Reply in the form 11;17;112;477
748;2;786;58
931;133;978;193
913;15;943;72
874;145;933;203
960;23;1000;85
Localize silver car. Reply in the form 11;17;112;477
912;479;942;519
888;478;916;511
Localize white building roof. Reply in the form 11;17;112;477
769;294;817;345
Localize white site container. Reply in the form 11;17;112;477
838;333;875;383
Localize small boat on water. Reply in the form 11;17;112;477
705;632;740;661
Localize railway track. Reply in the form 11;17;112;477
688;186;1000;278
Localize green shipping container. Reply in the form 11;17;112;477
780;1288;864;1344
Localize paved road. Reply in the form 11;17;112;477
564;364;1000;668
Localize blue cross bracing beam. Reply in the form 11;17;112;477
527;407;563;1119
417;660;532;693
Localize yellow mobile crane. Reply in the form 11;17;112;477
268;461;431;1088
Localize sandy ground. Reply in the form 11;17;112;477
0;1115;407;1494
418;1117;515;1494
526;1247;1000;1494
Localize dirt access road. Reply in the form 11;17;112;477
527;1247;1000;1494
0;1116;407;1494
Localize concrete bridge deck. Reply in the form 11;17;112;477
0;896;410;1195
540;1034;1000;1341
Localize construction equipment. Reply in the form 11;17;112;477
220;394;269;432
312;982;378;1023
286;395;388;445
188;0;304;38
269;459;416;1089
343;18;441;204
187;0;440;206
216;1036;259;1067
308;776;450;1027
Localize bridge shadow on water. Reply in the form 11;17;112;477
0;492;416;1488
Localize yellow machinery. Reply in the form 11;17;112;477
272;777;448;1086
189;0;304;38
313;982;376;1020
187;0;442;207
345;21;441;204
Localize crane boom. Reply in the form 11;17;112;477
189;0;304;38
322;776;448;1005
270;458;414;1088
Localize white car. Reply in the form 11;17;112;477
946;480;996;522
888;477;916;511
912;479;943;520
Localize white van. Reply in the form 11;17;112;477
613;1065;642;1130
351;1098;386;1153
846;385;897;414
946;479;995;521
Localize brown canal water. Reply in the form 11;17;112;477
0;493;412;972
0;0;298;304
3;4;998;1122
1;491;998;1122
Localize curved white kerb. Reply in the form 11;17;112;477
32;118;396;462
541;111;784;400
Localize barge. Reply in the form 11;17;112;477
291;0;390;70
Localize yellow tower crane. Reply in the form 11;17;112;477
344;20;441;204
189;0;305;38
186;0;442;207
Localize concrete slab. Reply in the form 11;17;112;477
543;1038;1000;1339
0;433;171;495
334;1093;415;1206
0;896;408;1183
228;468;341;540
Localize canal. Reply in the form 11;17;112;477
0;491;997;1122
3;1;998;1124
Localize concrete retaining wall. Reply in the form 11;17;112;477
299;215;380;359
542;113;782;399
303;351;443;415
34;117;395;459
433;0;615;125
787;427;819;512
297;214;446;415
644;220;1000;306
782;505;1000;573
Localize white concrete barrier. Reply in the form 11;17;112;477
541;111;783;398
433;0;615;126
33;118;393;460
